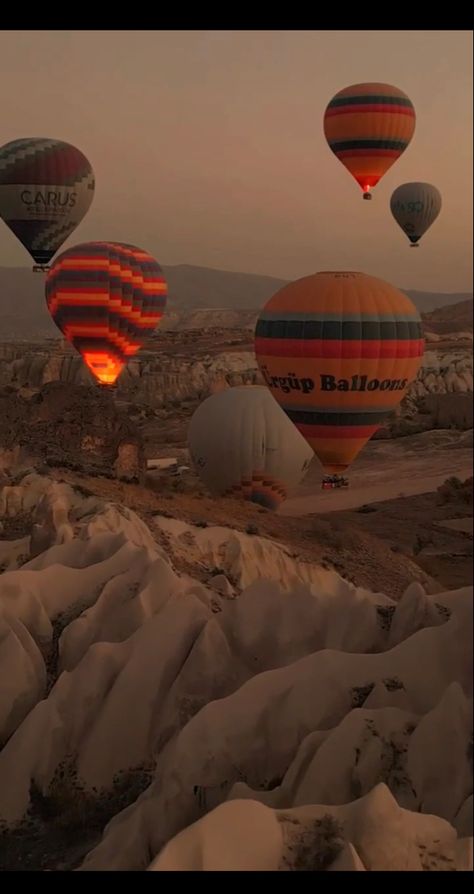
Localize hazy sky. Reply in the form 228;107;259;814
0;30;472;291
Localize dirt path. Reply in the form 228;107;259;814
281;431;472;517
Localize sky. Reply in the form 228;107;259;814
0;30;472;292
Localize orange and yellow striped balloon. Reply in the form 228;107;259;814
323;83;416;199
254;272;424;474
45;241;167;386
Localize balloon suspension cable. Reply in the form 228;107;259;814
32;265;51;274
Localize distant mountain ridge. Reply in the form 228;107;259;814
422;299;473;334
0;263;471;338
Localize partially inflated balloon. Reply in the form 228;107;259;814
323;83;416;199
255;272;424;474
45;242;167;386
390;182;442;246
0;138;95;266
188;386;313;510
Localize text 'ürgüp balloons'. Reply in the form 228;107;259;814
0;138;95;267
390;182;442;246
188;386;313;510
45;241;167;386
255;271;424;474
323;83;416;199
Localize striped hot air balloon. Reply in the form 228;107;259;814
254;272;424;476
188;386;313;510
45;241;167;387
0;138;95;268
323;83;416;199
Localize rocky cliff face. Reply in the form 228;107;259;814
0;341;472;431
0;341;260;408
0;382;145;481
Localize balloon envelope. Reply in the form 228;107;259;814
323;83;416;198
255;272;424;474
45;241;167;386
390;182;442;245
0;137;95;266
188;386;313;510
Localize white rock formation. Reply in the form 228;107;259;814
0;470;471;871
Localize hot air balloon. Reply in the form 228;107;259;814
390;182;442;247
323;83;416;200
188;386;313;510
0;138;95;270
255;272;424;482
45;241;167;387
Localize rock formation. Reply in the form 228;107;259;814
0;382;145;482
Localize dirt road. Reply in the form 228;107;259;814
281;430;473;516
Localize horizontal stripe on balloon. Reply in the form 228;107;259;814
255;336;424;358
255;319;423;340
48;293;166;313
58;322;161;338
68;337;141;361
48;276;166;291
297;423;378;439
334;149;402;160
55;249;156;260
49;262;164;274
327;94;414;109
54;303;163;319
0;151;92;186
286;409;390;426
48;267;165;279
281;404;395;416
330;139;408;151
257;311;421;323
325;104;415;117
63;325;140;342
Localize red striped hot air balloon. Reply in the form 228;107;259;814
255;272;424;480
45;241;167;387
323;83;416;200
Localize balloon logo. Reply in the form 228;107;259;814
45;241;167;387
0;138;95;268
323;83;416;199
255;271;424;474
390;182;442;247
188;386;313;510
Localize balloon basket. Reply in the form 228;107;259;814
97;383;118;392
362;193;372;201
409;244;420;248
32;265;51;273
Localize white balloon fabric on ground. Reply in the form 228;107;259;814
188;385;314;510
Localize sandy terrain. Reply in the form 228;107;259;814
282;430;473;516
22;429;467;597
